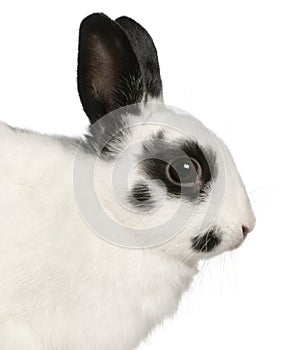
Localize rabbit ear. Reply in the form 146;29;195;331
77;13;144;124
116;16;163;102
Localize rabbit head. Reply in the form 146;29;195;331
75;13;256;264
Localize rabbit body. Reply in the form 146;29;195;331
0;13;255;350
0;123;195;350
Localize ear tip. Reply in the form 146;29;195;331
116;16;142;30
116;16;133;22
80;12;110;31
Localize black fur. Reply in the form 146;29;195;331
129;183;154;210
116;16;163;100
191;230;221;253
77;13;144;124
140;138;216;201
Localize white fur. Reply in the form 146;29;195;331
0;102;255;349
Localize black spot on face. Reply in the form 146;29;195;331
180;140;217;184
140;138;217;201
191;229;221;253
129;183;154;210
132;183;151;202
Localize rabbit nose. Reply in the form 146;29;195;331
242;225;252;238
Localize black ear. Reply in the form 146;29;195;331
116;16;163;102
77;13;144;124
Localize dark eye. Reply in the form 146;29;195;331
165;157;202;187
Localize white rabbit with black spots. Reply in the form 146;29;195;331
0;13;255;350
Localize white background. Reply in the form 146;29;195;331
0;1;298;349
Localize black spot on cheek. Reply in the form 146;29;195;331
132;183;151;201
129;183;154;210
191;230;221;253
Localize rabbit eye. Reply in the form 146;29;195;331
166;157;202;187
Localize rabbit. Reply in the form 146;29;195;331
0;12;256;350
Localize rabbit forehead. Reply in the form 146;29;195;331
128;103;215;144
